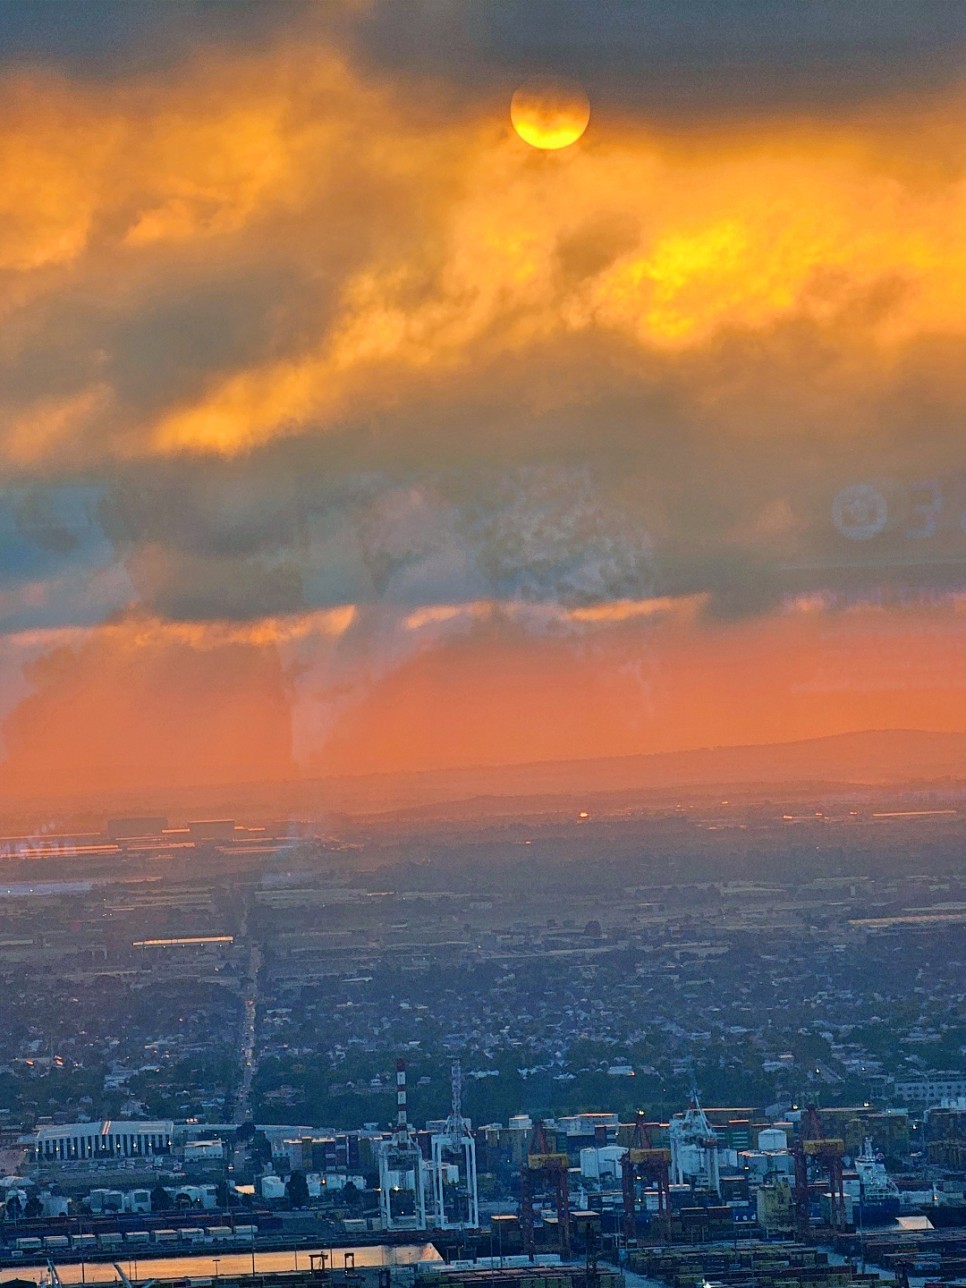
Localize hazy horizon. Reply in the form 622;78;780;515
4;726;965;835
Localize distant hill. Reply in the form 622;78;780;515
5;729;964;830
313;728;966;816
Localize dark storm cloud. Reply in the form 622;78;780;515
0;484;129;634
1;258;311;418
0;1;300;77
86;323;966;631
5;1;966;116
343;0;966;118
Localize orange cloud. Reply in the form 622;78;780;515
151;100;966;453
4;45;966;461
315;599;966;777
0;616;298;801
3;593;966;806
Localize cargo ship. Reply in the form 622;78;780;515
849;1137;901;1225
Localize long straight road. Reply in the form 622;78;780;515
231;890;261;1127
233;943;261;1124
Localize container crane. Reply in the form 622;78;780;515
621;1111;672;1242
113;1266;156;1288
520;1118;571;1259
431;1060;479;1230
669;1093;721;1195
794;1103;846;1236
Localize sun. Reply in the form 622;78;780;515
510;78;591;151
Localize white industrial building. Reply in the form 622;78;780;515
88;1187;152;1214
894;1073;966;1103
33;1120;174;1163
260;1175;287;1201
579;1145;626;1181
184;1140;225;1162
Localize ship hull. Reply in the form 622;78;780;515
857;1198;901;1225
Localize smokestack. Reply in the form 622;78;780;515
397;1057;408;1131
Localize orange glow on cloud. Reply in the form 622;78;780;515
2;596;966;802
154;117;966;452
309;601;966;777
1;617;297;800
2;48;966;459
3;608;356;658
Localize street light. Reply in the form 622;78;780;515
77;1214;86;1286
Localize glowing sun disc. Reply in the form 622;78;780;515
510;79;590;150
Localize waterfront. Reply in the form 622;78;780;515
1;1245;443;1286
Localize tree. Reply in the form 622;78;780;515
150;1182;171;1212
342;1181;361;1208
250;1130;273;1168
286;1170;309;1208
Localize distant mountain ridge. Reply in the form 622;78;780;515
317;728;966;815
4;729;964;828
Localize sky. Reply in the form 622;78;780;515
2;1;966;810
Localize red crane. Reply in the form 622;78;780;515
621;1112;672;1243
520;1119;572;1258
794;1104;846;1237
